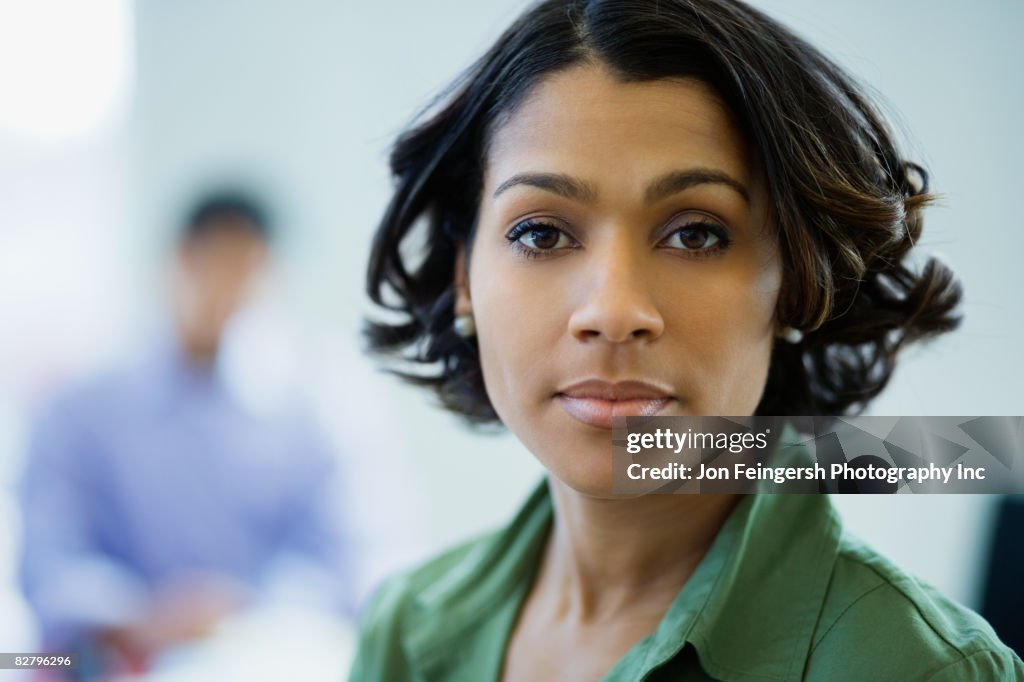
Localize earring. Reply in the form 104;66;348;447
454;313;476;338
780;326;804;344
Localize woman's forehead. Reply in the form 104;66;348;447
483;62;757;197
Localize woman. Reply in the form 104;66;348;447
352;0;1023;679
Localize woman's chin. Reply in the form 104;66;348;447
540;447;622;499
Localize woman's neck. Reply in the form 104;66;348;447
539;479;741;623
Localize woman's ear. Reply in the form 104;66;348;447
454;248;472;316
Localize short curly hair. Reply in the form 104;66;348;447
365;0;962;423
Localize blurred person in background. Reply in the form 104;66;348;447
17;192;354;680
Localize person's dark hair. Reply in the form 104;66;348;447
365;0;962;422
181;190;273;243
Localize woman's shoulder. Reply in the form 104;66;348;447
347;530;501;681
807;533;1023;680
359;524;509;625
348;483;554;681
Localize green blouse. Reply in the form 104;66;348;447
348;481;1023;681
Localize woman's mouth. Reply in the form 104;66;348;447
554;379;674;430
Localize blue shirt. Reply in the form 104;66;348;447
18;335;353;650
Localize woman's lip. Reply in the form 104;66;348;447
557;379;674;401
555;395;673;430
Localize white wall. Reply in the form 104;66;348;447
0;0;134;657
126;0;1024;610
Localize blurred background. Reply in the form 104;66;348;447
1;0;1022;679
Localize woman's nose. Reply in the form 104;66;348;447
567;242;665;343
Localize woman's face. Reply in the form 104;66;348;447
459;63;782;497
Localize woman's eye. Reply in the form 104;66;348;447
669;227;719;250
506;221;576;255
660;218;731;256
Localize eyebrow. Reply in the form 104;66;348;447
491;168;749;204
645;169;750;205
492;173;598;202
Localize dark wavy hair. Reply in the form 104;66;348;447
365;0;962;423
